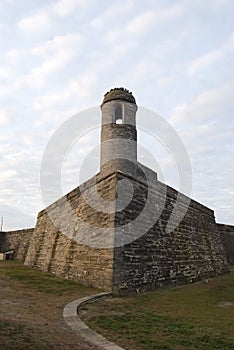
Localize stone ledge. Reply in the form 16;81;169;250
63;292;125;350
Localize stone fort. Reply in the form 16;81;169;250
1;88;234;295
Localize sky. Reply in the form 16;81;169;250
0;0;233;230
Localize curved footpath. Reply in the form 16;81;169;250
63;292;126;350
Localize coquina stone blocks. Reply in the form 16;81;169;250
217;224;234;264
25;173;116;291
25;168;229;294
0;228;34;261
112;171;229;294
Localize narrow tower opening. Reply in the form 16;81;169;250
114;103;123;124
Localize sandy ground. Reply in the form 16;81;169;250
0;264;101;350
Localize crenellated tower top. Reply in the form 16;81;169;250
102;87;136;105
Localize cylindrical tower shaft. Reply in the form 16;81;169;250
100;88;138;177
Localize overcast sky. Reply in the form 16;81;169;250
0;0;233;230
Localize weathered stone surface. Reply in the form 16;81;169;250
0;228;34;260
102;87;136;105
100;99;137;178
25;173;117;291
112;171;229;295
217;223;234;264
24;167;229;294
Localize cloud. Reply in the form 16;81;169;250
31;32;83;57
187;32;234;75
0;0;233;229
16;0;87;37
33;73;99;125
51;0;86;17
18;33;83;88
0;204;35;231
0;112;9;126
127;3;184;35
125;10;156;35
0;66;13;80
187;49;224;76
0;109;15;125
27;53;72;88
0;138;43;228
167;79;234;224
6;48;28;64
169;83;234;125
0;169;17;182
17;10;53;35
91;0;134;29
107;2;185;43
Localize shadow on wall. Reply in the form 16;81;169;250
0;249;15;261
217;224;234;265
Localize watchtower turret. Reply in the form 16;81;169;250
100;88;138;176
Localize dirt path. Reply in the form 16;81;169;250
0;262;101;350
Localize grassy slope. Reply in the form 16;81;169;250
82;267;234;350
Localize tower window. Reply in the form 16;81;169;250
114;103;123;124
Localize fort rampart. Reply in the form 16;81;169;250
0;228;34;261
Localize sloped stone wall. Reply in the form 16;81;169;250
113;171;229;295
24;168;229;294
25;173;117;291
0;228;34;261
217;223;234;264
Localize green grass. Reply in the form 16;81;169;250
0;260;95;295
84;267;234;350
1;261;234;349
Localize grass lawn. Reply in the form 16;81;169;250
0;260;98;350
1;261;234;350
81;267;234;350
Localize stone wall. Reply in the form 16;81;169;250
25;173;116;291
0;228;34;261
217;223;234;264
112;170;229;295
25;167;229;294
100;99;138;178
